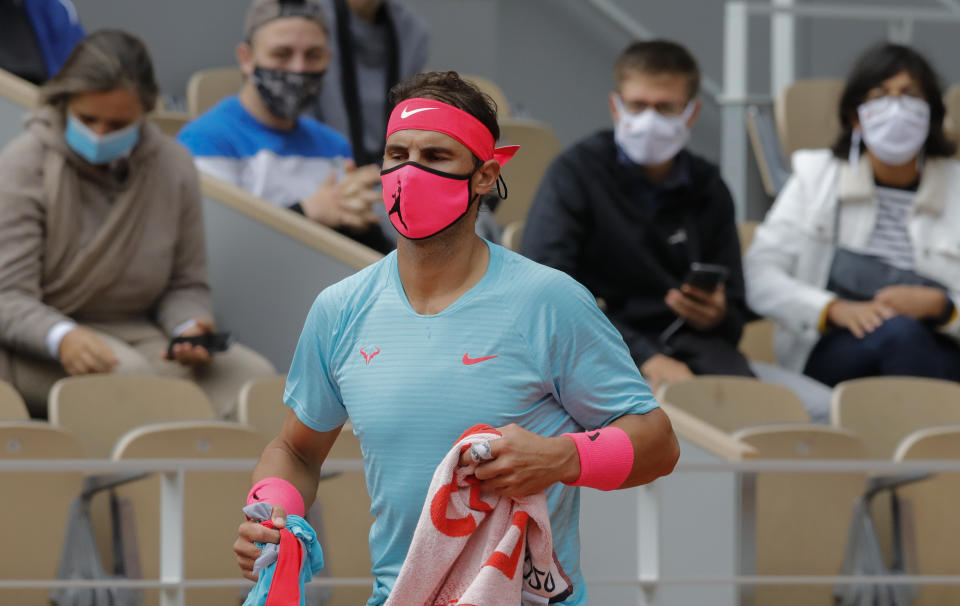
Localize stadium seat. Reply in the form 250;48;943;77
462;73;511;118
49;375;216;458
112;421;267;606
500;219;524;252
746;104;792;197
892;425;960;606
831;377;960;459
733;424;867;606
739;319;777;365
774;78;844;157
494;118;562;226
238;374;287;440
186;67;243;118
658;376;810;433
0;379;28;420
0;421;84;605
149;110;190;137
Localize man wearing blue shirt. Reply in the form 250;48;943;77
233;71;679;606
178;0;391;253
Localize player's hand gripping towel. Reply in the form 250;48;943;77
241;503;325;606
385;424;574;606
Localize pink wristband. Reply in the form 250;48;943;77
246;477;305;517
562;426;634;491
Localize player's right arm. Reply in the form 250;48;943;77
233;410;342;581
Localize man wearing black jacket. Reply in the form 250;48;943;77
521;40;753;393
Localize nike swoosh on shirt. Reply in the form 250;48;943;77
401;106;438;119
462;353;499;365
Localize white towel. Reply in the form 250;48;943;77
385;424;574;606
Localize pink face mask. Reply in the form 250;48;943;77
380;162;476;240
381;97;520;240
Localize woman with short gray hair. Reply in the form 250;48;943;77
0;30;275;418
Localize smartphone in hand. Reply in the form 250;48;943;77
166;332;233;359
684;263;729;292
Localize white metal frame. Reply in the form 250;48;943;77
5;457;960;606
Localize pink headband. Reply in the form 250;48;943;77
386;97;519;166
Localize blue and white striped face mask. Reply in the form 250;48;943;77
64;114;141;165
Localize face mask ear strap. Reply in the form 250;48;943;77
496;174;509;200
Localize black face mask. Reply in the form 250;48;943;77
252;65;325;120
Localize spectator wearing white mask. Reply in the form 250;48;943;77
745;43;960;386
522;40;754;394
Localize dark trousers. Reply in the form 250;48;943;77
665;332;755;377
804;315;960;387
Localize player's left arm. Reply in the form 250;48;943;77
463;409;678;499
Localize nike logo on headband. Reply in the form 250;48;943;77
401;106;438;119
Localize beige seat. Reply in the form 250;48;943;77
186;67;244;118
737;221;759;254
238;374;288;440
943;84;960;156
149;111;190;137
494;118;562;226
113;421;266;606
893;425;960;606
462;73;511;118
0;421;84;605
501;220;525;252
831;377;960;460
658;376;809;433
49;375;216;458
238;376;372;605
774;78;845;156
734;425;867;606
0;379;28;420
739;319;776;365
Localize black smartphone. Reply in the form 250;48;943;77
166;332;233;358
684;263;729;292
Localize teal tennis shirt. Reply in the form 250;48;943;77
284;241;658;606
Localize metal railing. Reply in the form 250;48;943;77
4;457;960;606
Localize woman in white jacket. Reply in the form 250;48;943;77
745;43;960;386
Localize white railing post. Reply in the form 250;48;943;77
722;1;750;221
160;469;186;606
637;483;661;604
771;0;796;99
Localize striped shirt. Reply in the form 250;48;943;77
863;183;917;271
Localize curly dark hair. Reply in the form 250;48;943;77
388;71;500;142
832;43;955;160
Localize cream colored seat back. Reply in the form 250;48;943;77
831;377;960;459
0;422;84;605
49;375;216;458
658;376;809;433
238;375;288;440
149;111;190;138
739;319;777;365
462;74;511;118
733;425;866;606
495;118;562;226
774;78;845;156
113;421;267;606
893;425;960;606
0;379;28;420
501;220;525;252
187;67;244;118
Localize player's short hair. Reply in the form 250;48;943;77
388;71;500;143
614;39;700;100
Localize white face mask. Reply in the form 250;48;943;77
613;95;695;166
856;95;930;166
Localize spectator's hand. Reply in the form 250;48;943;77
162;318;214;367
59;327;118;375
665;284;728;331
873;286;948;321
456;424;580;499
826;299;895;338
639;353;694;395
301;160;380;231
234;504;285;581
